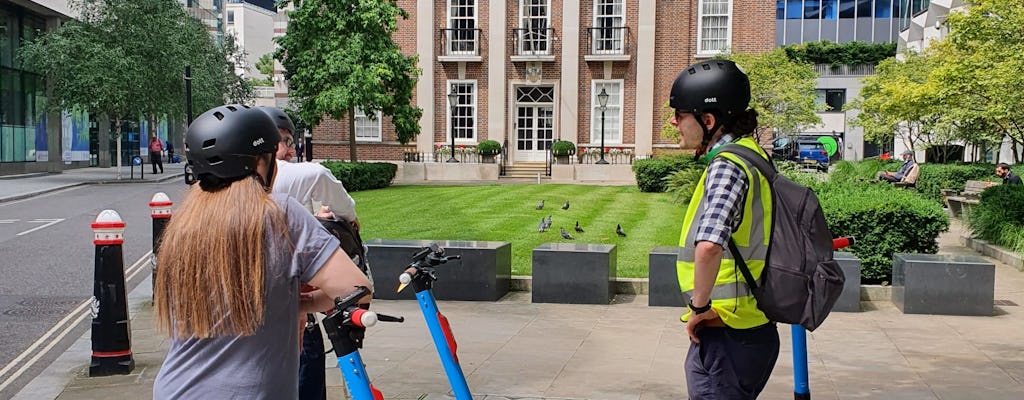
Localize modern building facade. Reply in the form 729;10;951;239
0;0;71;175
308;0;775;165
773;0;912;161
223;0;275;79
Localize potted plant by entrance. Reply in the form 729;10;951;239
551;140;576;164
477;140;501;163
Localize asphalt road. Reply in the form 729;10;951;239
0;180;188;398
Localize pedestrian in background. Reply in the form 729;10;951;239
149;135;164;174
152;104;372;399
996;163;1022;185
668;60;779;399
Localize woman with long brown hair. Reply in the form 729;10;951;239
152;104;372;399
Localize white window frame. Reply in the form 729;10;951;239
446;80;477;143
226;10;235;24
592;0;626;54
354;108;383;142
518;0;551;56
696;0;733;56
590;80;624;145
446;0;478;56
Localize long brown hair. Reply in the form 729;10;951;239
155;176;287;338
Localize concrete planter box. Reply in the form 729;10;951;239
532;243;616;304
892;253;994;316
365;239;511;301
961;234;1024;272
648;247;687;307
425;163;499;181
832;252;862;312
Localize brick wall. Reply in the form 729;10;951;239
434;0;490;146
506;0;564;145
576;0;639;147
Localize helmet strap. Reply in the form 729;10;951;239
693;112;723;161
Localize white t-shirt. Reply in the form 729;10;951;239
273;160;357;223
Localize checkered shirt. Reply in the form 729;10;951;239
693;134;748;248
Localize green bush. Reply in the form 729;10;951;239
551;140;576;156
632;154;702;192
915;163;995;204
665;166;706;204
816;182;949;282
967;184;1024;252
782;41;897;67
829;159;901;184
320;161;397;192
477;140;501;155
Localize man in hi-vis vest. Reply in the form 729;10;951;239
668;60;780;399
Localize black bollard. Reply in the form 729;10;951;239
89;210;135;376
149;193;172;297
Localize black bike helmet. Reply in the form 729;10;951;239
669;60;750;116
258;106;295;135
185;104;280;183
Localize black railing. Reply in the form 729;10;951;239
500;138;509;176
586;26;630;56
510;28;555;56
439;28;482;57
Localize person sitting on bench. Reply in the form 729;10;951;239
876;150;919;186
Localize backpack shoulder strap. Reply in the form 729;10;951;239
718;143;778;180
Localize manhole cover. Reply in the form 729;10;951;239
994;299;1018;306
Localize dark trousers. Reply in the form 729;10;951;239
298;320;327;400
685;323;780;400
150;151;163;173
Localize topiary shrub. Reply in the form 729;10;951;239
632;154;702;192
477;140;501;155
551;140;576;156
816;182;949;283
320;161;397;191
967;184;1024;252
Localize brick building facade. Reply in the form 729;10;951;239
309;0;774;162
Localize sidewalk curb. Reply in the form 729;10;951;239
961;234;1024;272
0;173;183;205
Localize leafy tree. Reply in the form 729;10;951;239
277;0;423;162
721;49;823;137
932;0;1024;162
847;51;942;157
19;0;240;158
782;41;897;67
256;53;275;77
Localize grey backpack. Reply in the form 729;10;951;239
719;144;845;331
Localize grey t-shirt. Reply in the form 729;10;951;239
153;194;340;400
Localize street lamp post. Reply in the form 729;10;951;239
596;88;610;164
447;87;460;163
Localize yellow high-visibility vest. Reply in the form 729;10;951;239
677;136;772;329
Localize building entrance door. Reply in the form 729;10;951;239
514;86;555;162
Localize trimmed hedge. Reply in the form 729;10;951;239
831;160;997;205
781;40;897;67
632;154;703;192
967;184;1024;253
320;161;397;192
816;182;949;282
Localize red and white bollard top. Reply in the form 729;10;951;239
149;192;173;219
92;210;126;245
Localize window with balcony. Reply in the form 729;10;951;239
697;0;731;56
590;80;623;145
447;81;477;142
444;0;479;57
514;0;552;57
354;108;382;142
590;0;626;56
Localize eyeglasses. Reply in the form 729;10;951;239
674;110;695;120
282;136;294;147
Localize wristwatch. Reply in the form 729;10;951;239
688;299;712;315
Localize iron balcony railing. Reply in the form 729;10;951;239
439;28;482;57
511;28;555;56
586;26;629;56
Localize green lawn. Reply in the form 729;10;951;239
350;184;684;278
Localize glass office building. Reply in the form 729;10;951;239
776;0;930;45
0;3;47;164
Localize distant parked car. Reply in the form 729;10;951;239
771;137;830;171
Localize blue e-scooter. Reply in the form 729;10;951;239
791;236;855;400
396;244;473;400
321;285;404;400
